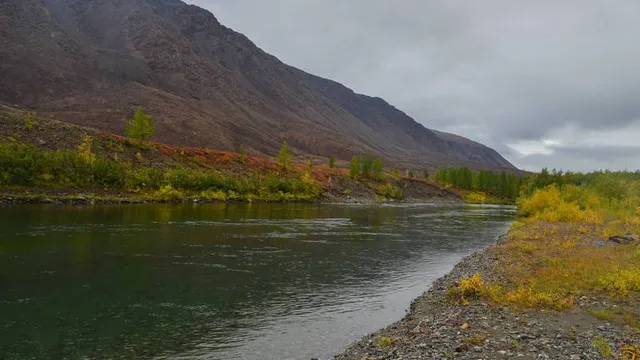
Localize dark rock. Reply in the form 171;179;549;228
609;234;637;244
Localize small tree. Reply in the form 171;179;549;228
77;135;95;164
125;107;154;141
349;156;360;179
328;156;336;168
372;158;384;180
24;112;35;131
239;148;247;164
361;157;373;178
423;169;429;179
277;141;292;169
409;169;415;178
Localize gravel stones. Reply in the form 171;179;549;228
331;244;640;360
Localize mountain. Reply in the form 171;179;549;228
0;0;516;171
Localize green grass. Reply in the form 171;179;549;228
0;141;322;202
588;308;617;322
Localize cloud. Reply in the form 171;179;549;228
187;0;640;172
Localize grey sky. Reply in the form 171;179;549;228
187;0;640;172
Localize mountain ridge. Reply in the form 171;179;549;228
0;0;516;171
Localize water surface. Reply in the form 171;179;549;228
0;203;514;360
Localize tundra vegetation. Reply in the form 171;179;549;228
0;109;525;204
447;169;640;358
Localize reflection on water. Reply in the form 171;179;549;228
0;203;514;360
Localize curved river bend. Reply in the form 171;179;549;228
0;203;514;360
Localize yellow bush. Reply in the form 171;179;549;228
596;269;640;297
376;336;393;348
518;185;604;224
464;192;486;204
448;273;486;304
199;190;228;201
518;185;563;217
153;185;185;201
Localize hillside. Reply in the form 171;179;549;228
0;0;515;171
0;107;466;204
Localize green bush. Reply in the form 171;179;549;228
376;183;403;199
92;159;126;187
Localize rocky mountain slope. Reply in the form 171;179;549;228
0;0;515;170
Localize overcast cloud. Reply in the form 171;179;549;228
187;0;640;172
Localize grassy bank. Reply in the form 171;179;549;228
0;108;473;204
447;170;640;358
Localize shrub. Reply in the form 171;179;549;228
77;135;95;164
153;185;184;201
464;191;487;204
328;156;336;168
125;168;165;190
376;336;393;348
92;159;126;187
24;112;35;130
447;273;486;304
596;269;640;297
376;183;403;199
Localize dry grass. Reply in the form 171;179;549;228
456;175;640;311
487;221;640;309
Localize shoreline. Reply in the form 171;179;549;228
0;189;466;206
331;230;637;360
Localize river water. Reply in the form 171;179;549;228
0;203;514;360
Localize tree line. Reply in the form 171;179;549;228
435;167;522;199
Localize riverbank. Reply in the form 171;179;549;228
1;107;519;206
332;228;639;359
0;181;462;205
332;174;640;360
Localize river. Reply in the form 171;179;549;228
0;202;514;360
